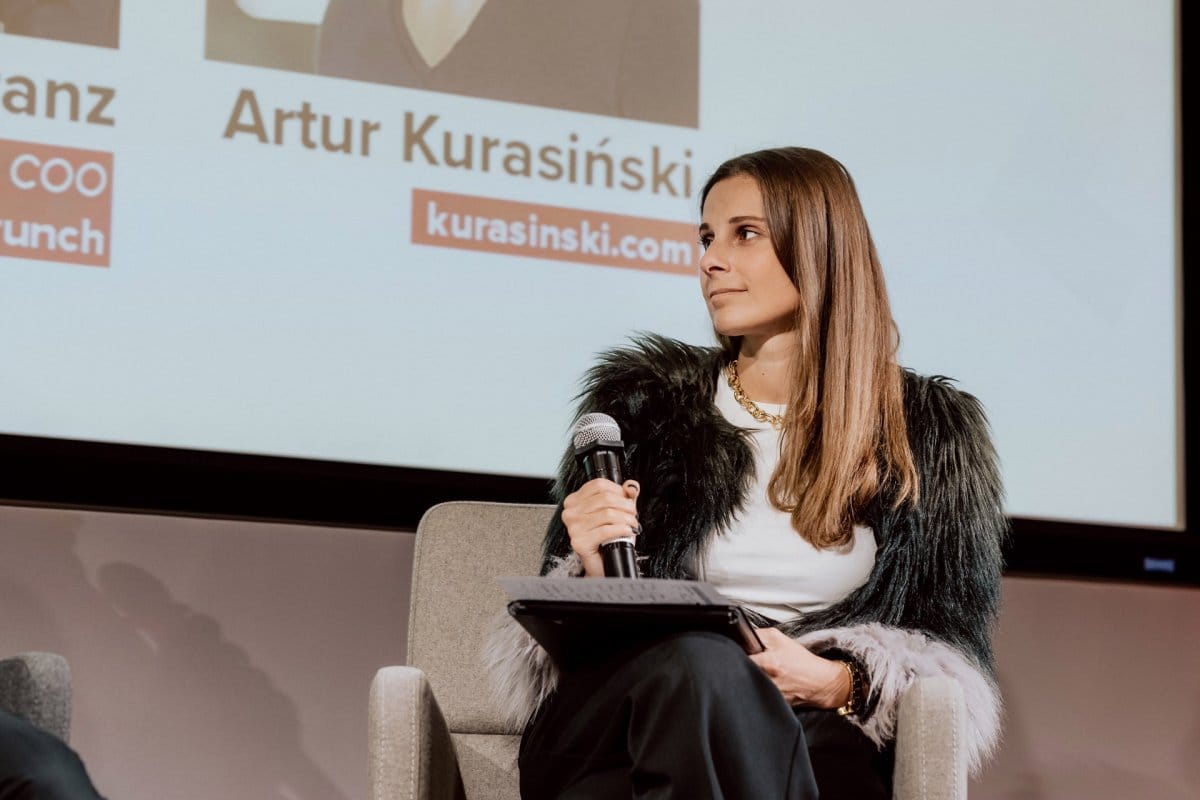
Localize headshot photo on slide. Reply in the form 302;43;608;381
0;0;120;48
205;0;700;127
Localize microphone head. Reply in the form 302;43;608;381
572;412;623;450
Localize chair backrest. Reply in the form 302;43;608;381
407;501;554;735
0;652;72;742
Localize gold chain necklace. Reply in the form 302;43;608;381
725;360;785;429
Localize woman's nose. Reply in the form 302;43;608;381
699;242;729;275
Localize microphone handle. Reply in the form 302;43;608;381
577;444;640;579
600;539;639;578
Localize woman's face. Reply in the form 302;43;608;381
698;175;802;340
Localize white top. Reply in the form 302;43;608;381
702;377;878;623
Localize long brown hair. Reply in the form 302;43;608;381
701;147;918;548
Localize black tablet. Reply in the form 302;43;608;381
507;599;765;670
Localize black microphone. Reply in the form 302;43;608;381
571;412;639;578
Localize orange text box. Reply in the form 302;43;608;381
412;189;699;276
0;138;114;268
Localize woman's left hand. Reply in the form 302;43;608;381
749;628;851;709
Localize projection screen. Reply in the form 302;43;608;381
0;0;1180;533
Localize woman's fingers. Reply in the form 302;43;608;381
593;522;640;542
562;478;641;576
566;509;641;540
571;495;638;521
565;479;639;517
563;491;637;522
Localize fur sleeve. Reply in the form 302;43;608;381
480;553;582;729
796;623;1001;776
896;373;1007;667
782;374;1007;774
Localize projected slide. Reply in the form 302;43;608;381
0;138;112;267
207;0;698;127
0;0;1180;530
0;0;120;48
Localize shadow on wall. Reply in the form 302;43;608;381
97;561;347;800
0;516;116;667
0;515;347;800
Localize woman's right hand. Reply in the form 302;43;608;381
560;478;641;577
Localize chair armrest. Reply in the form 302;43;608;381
369;666;466;800
0;652;72;743
894;676;968;800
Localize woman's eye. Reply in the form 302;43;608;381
737;227;761;241
697;236;712;250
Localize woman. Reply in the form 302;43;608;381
486;147;1005;799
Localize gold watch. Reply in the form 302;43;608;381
835;659;865;717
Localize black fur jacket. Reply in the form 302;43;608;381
485;334;1006;774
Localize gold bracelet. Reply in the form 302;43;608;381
836;660;864;717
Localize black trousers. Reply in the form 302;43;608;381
0;710;105;800
519;631;893;800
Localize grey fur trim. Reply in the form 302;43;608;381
480;612;557;730
796;623;1002;776
543;552;585;579
480;554;580;728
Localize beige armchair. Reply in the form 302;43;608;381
0;651;72;742
369;501;969;800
